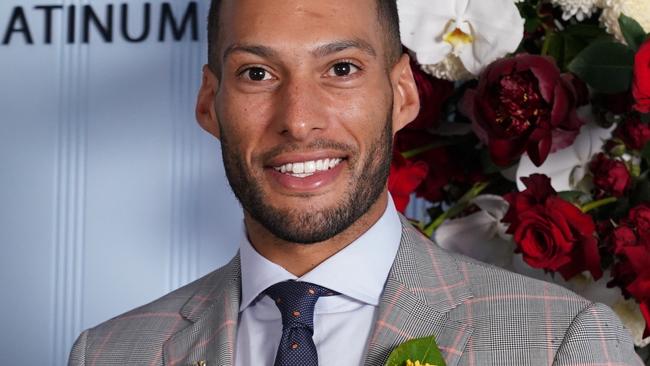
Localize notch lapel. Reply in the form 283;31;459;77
163;255;241;366
364;217;474;366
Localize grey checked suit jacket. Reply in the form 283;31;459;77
69;216;643;365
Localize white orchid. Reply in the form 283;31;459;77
397;0;525;81
434;195;514;267
516;108;615;193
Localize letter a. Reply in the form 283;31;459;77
2;7;34;45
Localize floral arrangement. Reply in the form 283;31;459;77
388;0;650;354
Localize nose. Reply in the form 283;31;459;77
273;76;327;141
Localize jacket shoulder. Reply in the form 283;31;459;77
68;258;237;365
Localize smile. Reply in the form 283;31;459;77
273;158;343;178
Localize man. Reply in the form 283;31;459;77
69;0;642;365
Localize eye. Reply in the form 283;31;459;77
240;67;273;81
327;62;361;77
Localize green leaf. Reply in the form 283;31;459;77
542;32;563;59
619;14;646;51
631;178;650;204
542;25;611;71
641;113;650;124
568;41;635;94
385;336;447;366
642;141;650;167
479;148;502;174
557;190;586;203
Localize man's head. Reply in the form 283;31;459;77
196;0;419;245
206;0;403;77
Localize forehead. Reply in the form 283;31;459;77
217;0;383;58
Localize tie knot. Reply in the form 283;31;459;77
264;281;338;329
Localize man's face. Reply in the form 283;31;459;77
203;0;412;244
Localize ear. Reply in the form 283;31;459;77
390;53;420;135
196;64;221;139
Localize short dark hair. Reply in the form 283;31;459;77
206;0;401;74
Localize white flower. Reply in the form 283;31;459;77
516;108;614;192
600;0;650;44
551;0;600;21
434;195;515;267
398;0;524;80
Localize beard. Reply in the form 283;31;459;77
219;111;394;245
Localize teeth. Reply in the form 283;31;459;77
305;161;316;174
293;162;305;174
273;158;343;177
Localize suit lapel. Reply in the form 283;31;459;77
364;217;474;366
163;254;241;366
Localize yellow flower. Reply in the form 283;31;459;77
405;360;437;366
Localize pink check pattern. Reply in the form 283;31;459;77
69;215;643;366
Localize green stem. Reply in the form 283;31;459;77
423;182;489;236
581;197;617;213
401;144;437;159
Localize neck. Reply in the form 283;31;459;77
244;192;389;277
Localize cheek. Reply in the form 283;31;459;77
326;88;392;147
217;89;276;156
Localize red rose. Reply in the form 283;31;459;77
394;129;484;203
611;246;650;338
614;115;650;150
461;55;584;167
633;39;650;114
606;203;650;257
503;174;602;280
588;153;631;198
388;148;428;213
629;203;650;239
406;56;455;131
606;203;650;337
609;226;640;254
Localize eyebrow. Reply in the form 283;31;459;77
311;39;377;58
222;39;377;62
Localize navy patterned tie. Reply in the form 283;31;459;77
264;280;339;366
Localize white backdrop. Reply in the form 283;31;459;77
0;1;242;364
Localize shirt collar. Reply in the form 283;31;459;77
239;195;402;311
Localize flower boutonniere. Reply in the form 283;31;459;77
385;335;447;366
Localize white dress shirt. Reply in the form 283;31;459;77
235;196;403;366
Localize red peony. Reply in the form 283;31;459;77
633;39;650;114
461;54;584;167
405;56;455;131
614;115;650;150
588;153;631;198
388;148;428;213
503;174;602;280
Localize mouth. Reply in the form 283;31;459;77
272;157;344;178
264;154;349;193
